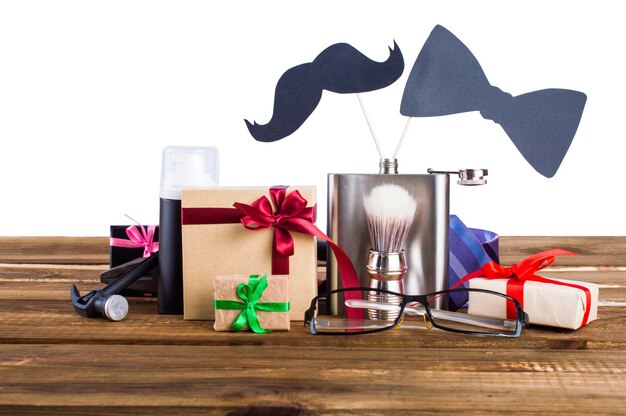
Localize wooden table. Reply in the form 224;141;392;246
1;237;625;415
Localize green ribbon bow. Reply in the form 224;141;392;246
214;274;290;334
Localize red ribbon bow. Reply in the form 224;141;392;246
233;186;315;273
110;224;159;257
452;249;592;326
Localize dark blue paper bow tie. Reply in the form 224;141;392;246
401;25;587;178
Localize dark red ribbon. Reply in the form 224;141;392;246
452;249;592;326
181;186;360;292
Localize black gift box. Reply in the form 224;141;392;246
109;225;159;267
103;225;160;296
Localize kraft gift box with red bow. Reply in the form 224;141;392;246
463;249;599;330
181;186;318;321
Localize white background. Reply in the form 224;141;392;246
0;1;623;236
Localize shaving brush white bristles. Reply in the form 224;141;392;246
363;184;418;253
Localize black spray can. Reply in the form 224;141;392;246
158;146;219;314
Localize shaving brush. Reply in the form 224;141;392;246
363;184;418;320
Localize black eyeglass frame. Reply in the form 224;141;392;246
304;287;529;337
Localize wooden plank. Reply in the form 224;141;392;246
2;281;613;305
499;236;626;266
0;264;110;301
2;236;626;266
539;268;626;285
1;263;622;284
0;297;624;350
0;264;106;282
0;237;109;265
0;345;624;414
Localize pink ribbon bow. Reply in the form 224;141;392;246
110;217;159;257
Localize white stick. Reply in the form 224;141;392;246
356;93;384;159
393;117;412;159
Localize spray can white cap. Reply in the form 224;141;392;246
159;146;219;200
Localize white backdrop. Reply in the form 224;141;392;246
1;1;623;236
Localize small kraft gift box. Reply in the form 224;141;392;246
465;249;599;330
181;185;317;321
214;274;290;333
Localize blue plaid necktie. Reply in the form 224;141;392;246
448;215;499;309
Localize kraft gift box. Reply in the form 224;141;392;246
181;186;317;321
213;274;290;332
469;277;598;329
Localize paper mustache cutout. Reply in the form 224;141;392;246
400;25;587;178
246;42;404;142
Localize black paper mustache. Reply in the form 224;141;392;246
245;42;404;142
400;25;587;178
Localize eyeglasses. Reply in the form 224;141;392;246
304;287;529;337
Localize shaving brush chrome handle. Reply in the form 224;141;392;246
366;250;406;321
366;250;407;281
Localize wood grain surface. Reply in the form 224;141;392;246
0;237;625;415
2;236;626;266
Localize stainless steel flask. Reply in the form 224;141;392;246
327;161;450;313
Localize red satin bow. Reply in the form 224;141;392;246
233;186;316;274
453;249;592;326
233;186;360;319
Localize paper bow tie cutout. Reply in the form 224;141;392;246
401;25;587;178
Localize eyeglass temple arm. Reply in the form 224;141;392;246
345;300;518;330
